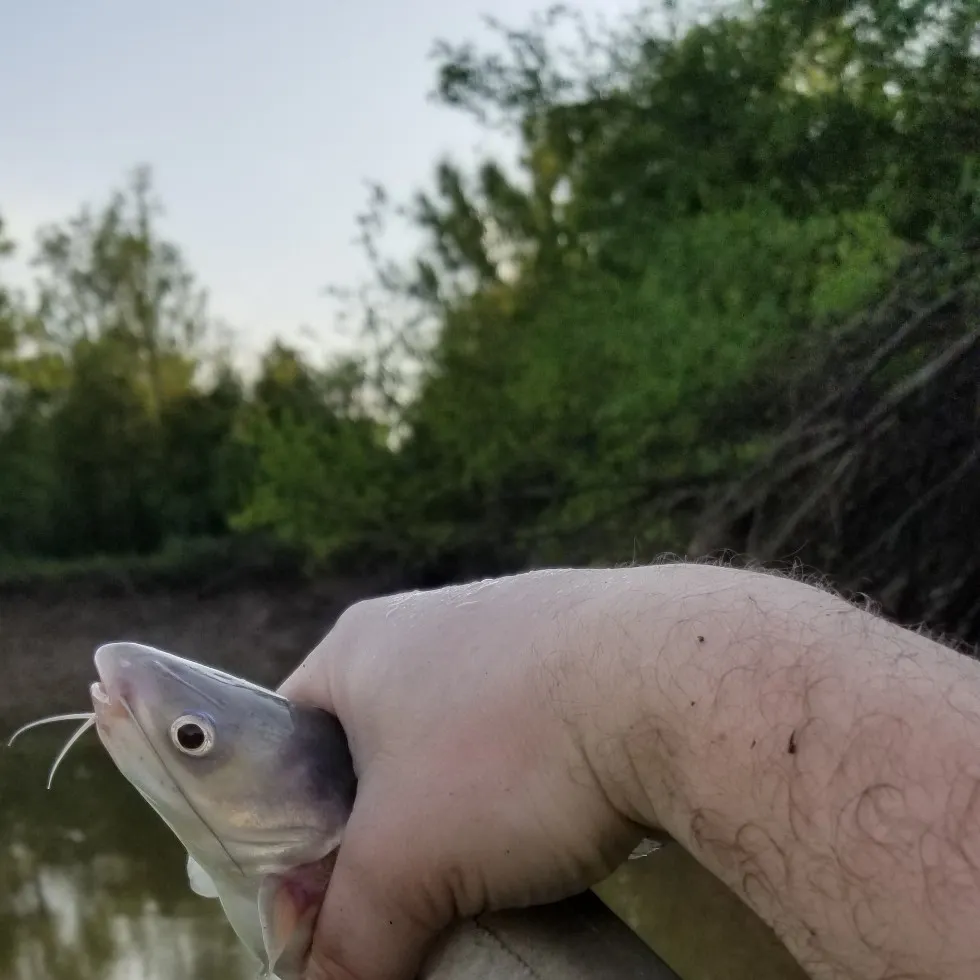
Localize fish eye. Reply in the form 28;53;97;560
169;714;215;756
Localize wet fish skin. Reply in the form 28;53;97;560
90;641;356;980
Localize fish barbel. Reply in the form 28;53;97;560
86;641;357;979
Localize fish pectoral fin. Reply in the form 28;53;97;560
257;854;339;980
186;854;220;899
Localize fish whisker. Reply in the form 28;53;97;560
46;715;97;789
7;712;95;747
7;711;99;789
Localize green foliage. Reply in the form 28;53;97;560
231;350;395;568
0;535;304;595
0;0;977;616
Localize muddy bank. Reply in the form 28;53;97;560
0;576;392;723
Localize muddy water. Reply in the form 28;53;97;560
0;583;806;979
0;729;253;979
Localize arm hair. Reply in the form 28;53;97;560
601;560;980;980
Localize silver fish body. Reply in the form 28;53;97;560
89;641;356;979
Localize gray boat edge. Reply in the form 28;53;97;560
421;890;681;979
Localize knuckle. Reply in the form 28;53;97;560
334;596;383;635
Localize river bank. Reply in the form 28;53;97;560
0;572;389;722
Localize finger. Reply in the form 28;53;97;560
278;600;376;712
303;775;452;980
277;644;337;715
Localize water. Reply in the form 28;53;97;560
0;730;253;980
2;725;806;980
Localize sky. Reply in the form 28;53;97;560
0;0;643;368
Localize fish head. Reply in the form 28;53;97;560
90;640;356;880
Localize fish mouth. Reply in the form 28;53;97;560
90;681;130;733
90;644;138;727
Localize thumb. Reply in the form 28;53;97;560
303;775;453;980
278;646;339;716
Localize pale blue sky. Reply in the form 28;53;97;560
0;0;641;367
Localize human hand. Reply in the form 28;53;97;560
284;561;980;980
277;568;652;980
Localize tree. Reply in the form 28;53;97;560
0;169;245;559
31;166;207;418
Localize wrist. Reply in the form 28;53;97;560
565;563;788;835
551;563;706;833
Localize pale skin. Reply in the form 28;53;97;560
278;563;980;980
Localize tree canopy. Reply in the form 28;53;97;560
1;0;977;638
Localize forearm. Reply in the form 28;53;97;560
593;563;980;980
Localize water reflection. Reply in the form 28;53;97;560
1;729;254;980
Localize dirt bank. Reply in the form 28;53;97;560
0;576;391;723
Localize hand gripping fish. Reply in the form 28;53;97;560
9;641;357;980
10;641;667;977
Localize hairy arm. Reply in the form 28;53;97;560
593;564;980;980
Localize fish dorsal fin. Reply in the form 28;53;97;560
186;854;220;899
